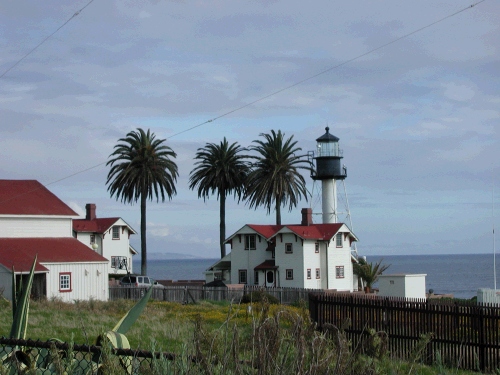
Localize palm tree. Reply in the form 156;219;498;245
353;258;391;293
189;138;249;258
245;130;311;225
106;128;178;276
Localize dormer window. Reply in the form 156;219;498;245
112;226;120;240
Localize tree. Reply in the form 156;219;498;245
189;138;249;259
106;128;178;276
245;130;311;225
353;257;391;292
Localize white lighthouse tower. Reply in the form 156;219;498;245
311;127;347;224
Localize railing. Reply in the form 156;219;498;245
0;337;192;374
308;293;500;373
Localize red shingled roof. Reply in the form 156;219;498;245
0;238;108;273
73;218;121;233
285;223;343;241
247;224;284;239
0;180;77;216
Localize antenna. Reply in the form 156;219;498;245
494;186;496;291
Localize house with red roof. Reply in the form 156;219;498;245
205;208;358;291
0;180;109;301
73;204;137;277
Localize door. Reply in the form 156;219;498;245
266;271;275;287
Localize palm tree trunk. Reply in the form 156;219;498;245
140;188;147;276
275;195;281;225
220;190;226;258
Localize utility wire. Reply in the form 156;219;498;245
167;0;486;140
0;0;94;79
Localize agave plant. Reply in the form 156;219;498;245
1;256;153;374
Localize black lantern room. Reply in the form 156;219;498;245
312;127;347;180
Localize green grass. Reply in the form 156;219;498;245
0;298;489;374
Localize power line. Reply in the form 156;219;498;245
0;0;486;204
0;0;95;79
167;0;486;140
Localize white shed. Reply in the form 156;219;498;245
378;274;427;299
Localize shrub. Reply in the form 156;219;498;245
240;290;279;304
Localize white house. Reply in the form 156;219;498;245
0;180;109;301
73;204;137;277
206;208;358;291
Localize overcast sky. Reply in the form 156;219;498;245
0;0;498;259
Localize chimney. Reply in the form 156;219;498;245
86;203;96;220
301;208;312;226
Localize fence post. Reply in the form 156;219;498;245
479;307;486;372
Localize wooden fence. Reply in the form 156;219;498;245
109;285;322;305
308;293;500;373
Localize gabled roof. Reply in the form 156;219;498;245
0;180;77;216
73;218;120;233
280;223;344;241
0;238;108;273
247;224;284;239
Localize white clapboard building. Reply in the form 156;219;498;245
0;180;109;301
73;204;137;277
205;208;358;291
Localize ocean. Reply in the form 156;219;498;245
133;253;500;300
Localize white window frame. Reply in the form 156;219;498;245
112;226;120;240
307;269;312;279
336;233;342;247
315;242;319;253
285;243;293;254
244;235;256;250
59;273;71;292
316;268;320;279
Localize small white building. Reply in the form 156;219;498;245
0;180;110;301
378;274;427;299
73;204;137;277
207;208;358;291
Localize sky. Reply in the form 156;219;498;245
0;0;498;259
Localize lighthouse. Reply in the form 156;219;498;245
311;127;347;223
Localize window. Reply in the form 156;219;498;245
285;243;293;254
239;270;247;284
254;271;259;285
336;233;343;247
286;269;293;280
214;272;222;280
59;273;71;292
90;234;95;244
315;243;319;253
112;226;120;240
244;235;256;250
336;266;345;279
307;269;311;279
272;250;275;259
316;268;320;279
111;256;127;269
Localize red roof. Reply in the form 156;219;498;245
0;238;108;273
245;223;343;241
0;180;77;216
247;224;284;239
73;218;121;233
285;223;343;241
